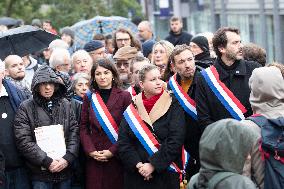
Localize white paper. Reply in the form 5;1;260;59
34;124;66;159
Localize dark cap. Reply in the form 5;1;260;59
142;39;155;58
190;35;209;52
83;40;104;52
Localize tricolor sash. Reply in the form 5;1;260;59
123;104;190;177
169;74;197;120
127;86;137;98
201;66;247;120
87;92;119;144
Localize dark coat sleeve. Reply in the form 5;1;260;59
149;99;186;172
13;101;53;169
108;92;132;155
118;117;143;172
62;101;80;164
0;149;4;186
80;95;97;156
195;73;214;130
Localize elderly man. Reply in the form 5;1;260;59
137;21;154;42
4;55;31;97
0;59;30;189
49;48;71;73
71;50;93;75
113;46;138;90
83;40;106;63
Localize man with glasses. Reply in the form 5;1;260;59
113;46;138;90
113;28;140;55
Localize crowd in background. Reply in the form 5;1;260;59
0;15;283;189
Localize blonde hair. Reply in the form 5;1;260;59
151;40;174;64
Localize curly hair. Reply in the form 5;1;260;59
242;43;266;66
212;27;240;58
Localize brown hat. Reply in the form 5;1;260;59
113;46;138;60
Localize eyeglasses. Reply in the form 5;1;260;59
116;38;130;42
116;61;130;68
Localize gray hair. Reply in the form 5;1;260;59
71;72;91;91
71;49;93;65
139;21;153;33
139;64;158;82
49;48;70;69
48;39;69;51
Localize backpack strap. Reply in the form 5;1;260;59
246;114;267;128
208;172;236;189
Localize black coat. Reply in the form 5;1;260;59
13;66;79;182
165;31;193;46
118;91;185;189
167;72;201;180
0;150;4;187
195;58;261;130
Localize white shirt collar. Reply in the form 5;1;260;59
0;85;9;97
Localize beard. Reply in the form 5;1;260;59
119;73;129;82
226;50;243;62
13;75;25;81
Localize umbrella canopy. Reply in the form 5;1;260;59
0;25;58;60
71;16;138;48
0;17;21;27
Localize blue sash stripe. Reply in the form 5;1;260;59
123;111;154;155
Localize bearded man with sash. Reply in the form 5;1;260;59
167;44;201;181
80;59;131;189
195;27;261;130
118;64;186;189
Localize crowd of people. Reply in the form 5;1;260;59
0;15;283;189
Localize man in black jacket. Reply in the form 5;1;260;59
165;16;193;46
167;44;201;180
195;27;261;130
0;59;30;189
14;65;79;188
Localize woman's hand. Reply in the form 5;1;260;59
138;163;155;178
89;151;108;162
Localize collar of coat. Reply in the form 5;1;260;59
175;70;199;93
133;90;172;127
214;58;247;81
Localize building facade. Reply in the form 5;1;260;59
143;0;284;64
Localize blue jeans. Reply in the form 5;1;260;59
32;179;71;189
4;168;31;189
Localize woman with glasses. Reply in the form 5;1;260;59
118;64;186;189
80;58;131;189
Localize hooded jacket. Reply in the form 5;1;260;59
188;119;261;189
14;65;79;182
249;66;284;118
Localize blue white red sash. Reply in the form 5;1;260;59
169;74;197;120
123;104;190;175
88;92;119;144
201;66;247;120
127;86;137;98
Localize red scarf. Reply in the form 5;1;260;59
142;90;164;114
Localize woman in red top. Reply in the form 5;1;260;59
80;58;131;189
118;64;186;189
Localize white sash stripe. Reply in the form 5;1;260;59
206;69;245;120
